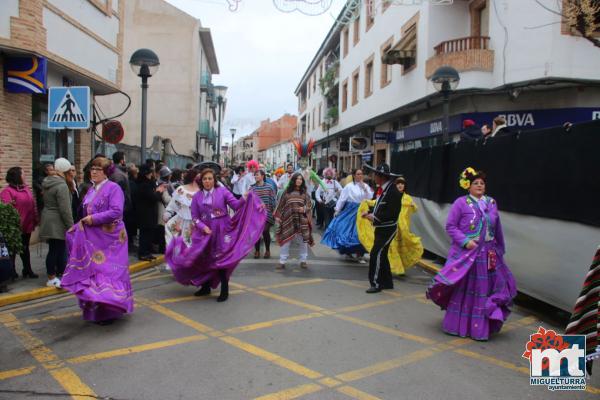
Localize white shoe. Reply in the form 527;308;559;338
357;258;367;264
46;277;61;288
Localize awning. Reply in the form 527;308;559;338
383;27;417;66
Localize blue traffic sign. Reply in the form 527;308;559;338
48;86;90;129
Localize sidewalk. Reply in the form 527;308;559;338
0;241;163;307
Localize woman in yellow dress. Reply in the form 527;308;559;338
357;177;423;275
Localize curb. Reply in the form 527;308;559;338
417;259;441;274
0;256;165;308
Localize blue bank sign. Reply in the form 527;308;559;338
388;107;600;143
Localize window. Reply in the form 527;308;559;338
312;73;316;93
366;0;375;31
343;28;349;57
312;108;316;130
400;12;419;75
318;102;322;126
352;68;360;106
353;14;360;46
342;79;349;112
307;114;311;132
364;55;374;98
380;36;393;88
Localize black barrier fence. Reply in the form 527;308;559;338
390;119;600;227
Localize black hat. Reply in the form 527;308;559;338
363;163;402;178
194;161;221;175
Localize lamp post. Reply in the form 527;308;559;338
129;49;160;164
431;66;460;144
214;85;228;165
230;128;236;166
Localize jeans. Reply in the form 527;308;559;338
279;235;308;264
46;239;66;277
10;233;33;275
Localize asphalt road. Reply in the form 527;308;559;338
0;238;598;400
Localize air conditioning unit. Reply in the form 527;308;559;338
350;136;369;152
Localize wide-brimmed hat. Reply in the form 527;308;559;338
194;161;222;175
363;163;402;178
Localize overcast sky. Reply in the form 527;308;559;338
164;0;345;144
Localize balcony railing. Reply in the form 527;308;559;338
434;36;490;55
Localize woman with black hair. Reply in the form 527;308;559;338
0;167;38;279
274;173;314;269
166;167;266;302
427;167;516;341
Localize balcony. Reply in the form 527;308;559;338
200;72;211;92
198;119;210;138
425;36;493;78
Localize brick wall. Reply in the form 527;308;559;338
74;129;92;178
425;49;494;79
257;114;298;151
9;0;46;53
0;62;33;188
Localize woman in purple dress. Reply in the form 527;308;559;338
427;167;517;340
61;157;133;324
166;167;266;302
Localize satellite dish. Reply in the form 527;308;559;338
102;120;124;144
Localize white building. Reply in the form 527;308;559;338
295;0;600;171
97;0;221;165
263;140;295;170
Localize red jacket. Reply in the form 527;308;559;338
0;185;38;233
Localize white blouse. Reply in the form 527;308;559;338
335;182;373;213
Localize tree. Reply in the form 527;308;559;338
538;0;600;48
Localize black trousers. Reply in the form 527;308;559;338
322;205;335;229
46;239;66;277
10;233;33;275
368;226;396;289
255;223;272;252
138;227;154;258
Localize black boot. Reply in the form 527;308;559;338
23;269;39;279
586;360;593;377
194;285;211;296
217;270;228;302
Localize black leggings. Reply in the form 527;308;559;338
138;227;154;258
10;233;33;275
46;239;66;277
255;224;272;252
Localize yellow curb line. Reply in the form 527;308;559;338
0;256;164;308
417;259;441;274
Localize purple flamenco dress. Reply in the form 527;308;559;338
62;180;133;322
426;195;517;340
165;186;266;289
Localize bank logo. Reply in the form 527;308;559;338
522;327;586;391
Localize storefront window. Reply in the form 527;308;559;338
32;94;74;181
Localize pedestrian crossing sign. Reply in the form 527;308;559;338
48;86;90;129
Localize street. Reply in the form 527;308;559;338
1;236;598;400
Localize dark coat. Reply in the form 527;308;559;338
110;165;132;212
135;177;161;229
372;181;403;228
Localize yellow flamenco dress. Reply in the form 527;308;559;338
357;193;424;275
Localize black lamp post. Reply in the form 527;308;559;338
129;49;160;164
214;85;228;165
230;128;236;166
431;66;460;143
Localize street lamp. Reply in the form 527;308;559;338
214;85;228;165
230;128;236;166
129;48;160;164
431;66;459;143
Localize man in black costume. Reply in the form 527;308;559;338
361;163;403;293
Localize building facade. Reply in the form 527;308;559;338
295;0;600;173
0;0;123;185
97;0;221;166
